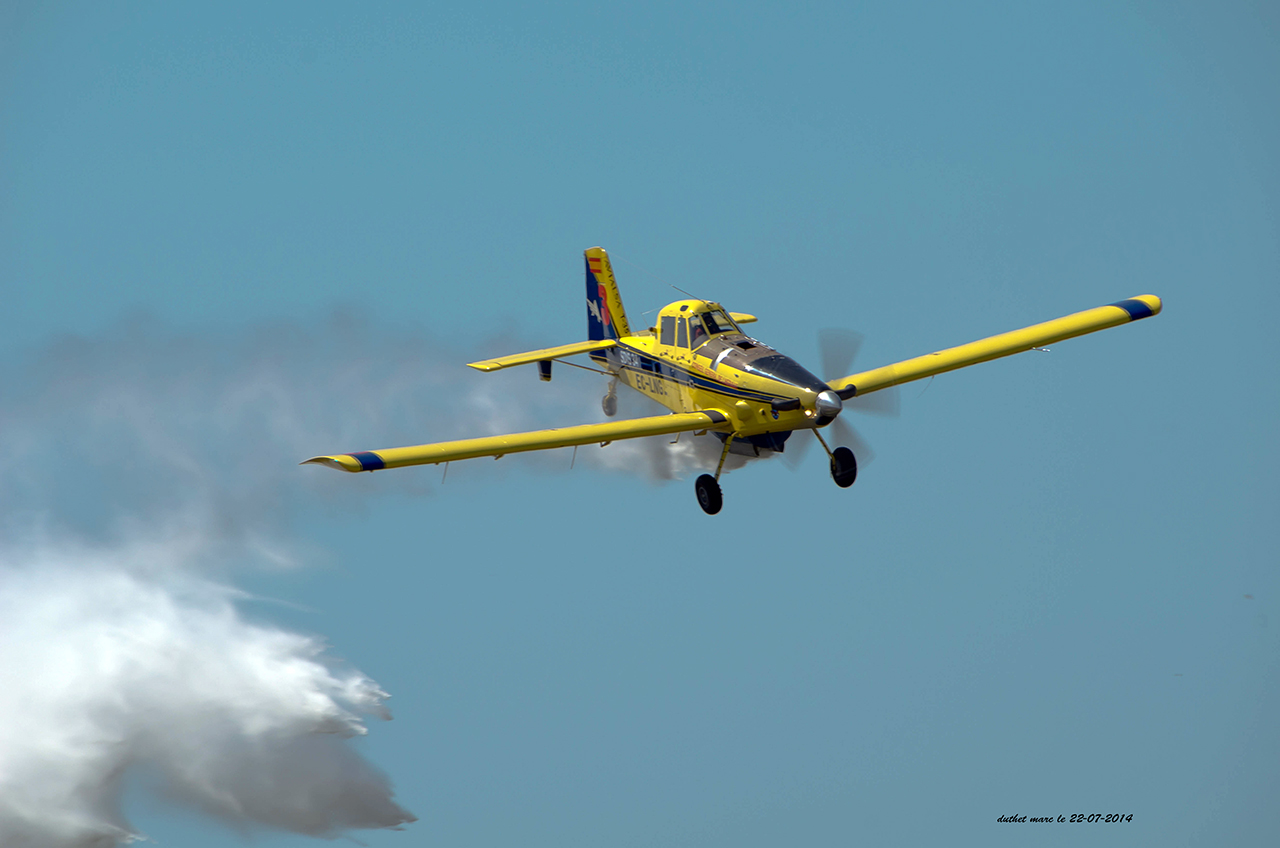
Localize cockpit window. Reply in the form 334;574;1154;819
676;318;689;348
689;316;709;348
702;310;737;335
660;316;676;346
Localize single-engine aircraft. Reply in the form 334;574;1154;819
304;247;1162;514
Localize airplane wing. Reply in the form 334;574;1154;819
830;295;1162;396
302;410;731;472
468;339;616;372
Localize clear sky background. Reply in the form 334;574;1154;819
1;1;1277;846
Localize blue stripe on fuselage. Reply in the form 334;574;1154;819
607;343;790;404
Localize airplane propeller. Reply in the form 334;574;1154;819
817;328;863;391
782;329;900;470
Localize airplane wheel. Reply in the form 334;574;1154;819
830;446;857;488
602;393;618;417
695;474;723;515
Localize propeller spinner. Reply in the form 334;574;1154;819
783;329;900;474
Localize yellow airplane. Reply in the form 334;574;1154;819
304;247;1162;514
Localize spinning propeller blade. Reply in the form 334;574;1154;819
819;327;901;412
829;416;876;468
781;428;813;470
846;385;900;417
818;328;864;385
779;328;901;470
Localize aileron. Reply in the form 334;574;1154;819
832;295;1162;396
303;410;731;472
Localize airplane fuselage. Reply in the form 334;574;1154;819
594;299;844;454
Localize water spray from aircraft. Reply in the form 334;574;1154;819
0;538;412;845
0;313;731;846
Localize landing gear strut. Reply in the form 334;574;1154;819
813;429;857;488
695;433;736;515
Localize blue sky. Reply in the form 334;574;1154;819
2;1;1277;846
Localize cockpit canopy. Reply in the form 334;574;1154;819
656;300;740;350
653;300;829;394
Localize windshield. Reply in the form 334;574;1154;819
742;354;828;393
702;310;737;335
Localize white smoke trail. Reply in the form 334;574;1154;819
0;313;738;846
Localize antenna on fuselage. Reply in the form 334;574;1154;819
612;252;714;307
668;283;711;306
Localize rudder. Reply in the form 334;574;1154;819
585;247;631;342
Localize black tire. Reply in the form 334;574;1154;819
830;446;857;488
695;474;723;514
602;393;618;417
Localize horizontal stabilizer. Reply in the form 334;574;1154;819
468;339;617;372
729;312;757;325
302;410;731;472
832;295;1162;396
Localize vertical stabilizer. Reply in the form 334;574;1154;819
585;247;631;342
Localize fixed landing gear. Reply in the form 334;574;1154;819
813;430;857;488
694;474;722;514
830;446;857;488
695;433;736;515
694;431;857;514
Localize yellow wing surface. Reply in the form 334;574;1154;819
303;410;730;472
467;339;617;372
831;295;1162;396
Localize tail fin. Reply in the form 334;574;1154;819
585;247;631;341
